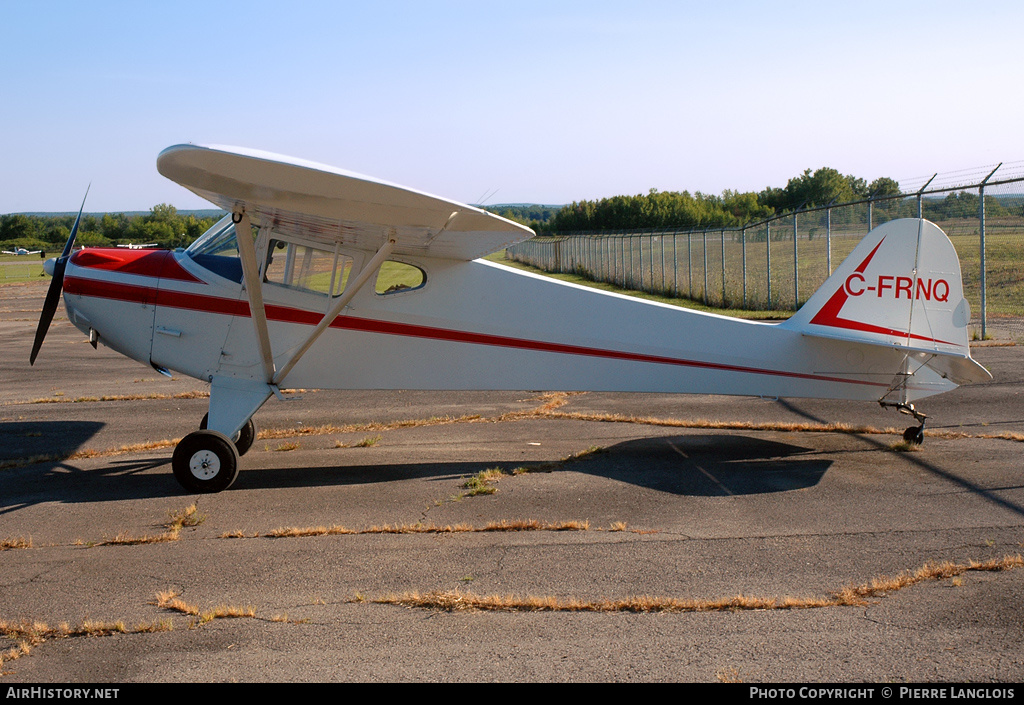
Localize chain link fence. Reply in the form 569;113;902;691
507;162;1024;341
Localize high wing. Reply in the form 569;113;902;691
156;144;535;261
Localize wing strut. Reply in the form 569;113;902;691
233;210;276;383
271;235;397;387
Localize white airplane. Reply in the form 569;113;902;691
117;243;159;250
3;247;42;255
30;144;991;493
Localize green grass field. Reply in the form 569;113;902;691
0;255;47;283
506;219;1024;320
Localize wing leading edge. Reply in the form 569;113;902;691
156;144;535;261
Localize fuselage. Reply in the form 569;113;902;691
59;238;954;404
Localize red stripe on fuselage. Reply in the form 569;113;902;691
63;275;891;389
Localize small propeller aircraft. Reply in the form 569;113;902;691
116;243;159;250
30;144;991;493
3;247;43;256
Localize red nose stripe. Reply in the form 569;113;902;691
69;248;203;283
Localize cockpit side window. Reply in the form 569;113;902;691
264;239;353;297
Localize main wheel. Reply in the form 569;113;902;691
172;430;240;493
200;414;256;457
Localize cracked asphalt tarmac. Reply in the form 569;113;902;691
1;280;1022;682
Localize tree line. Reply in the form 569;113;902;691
5;167;1019;251
534;167;905;234
0;205;222;252
492;167;1019;234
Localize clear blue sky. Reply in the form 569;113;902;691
2;1;1021;213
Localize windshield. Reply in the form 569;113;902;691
184;215;243;282
186;215;238;257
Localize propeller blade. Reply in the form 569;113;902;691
29;186;90;365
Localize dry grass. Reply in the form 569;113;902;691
20;390;208;405
154;590;256;626
154;590;200;616
2;555;1020;672
98;504;205;546
0;537;32;551
334;434;382;448
0;616;172;671
0;439;180;472
461;467;505;496
167;504;204;531
716;667;743;683
371;554;1024;614
458;445;606;498
258;519;593;539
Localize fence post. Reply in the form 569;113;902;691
741;226;748;307
826;207;832;275
793;213;799;306
702;229;708;305
721;229;726;306
621;234;626;287
639;234;645;292
688;231;693;300
673;231;679;296
766;221;772;308
661;233;666;294
979;163;1002;340
916;174;937;218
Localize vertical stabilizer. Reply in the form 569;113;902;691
783;219;989;385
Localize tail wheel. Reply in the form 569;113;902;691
172;430;240;493
903;425;925;445
200;414;256;457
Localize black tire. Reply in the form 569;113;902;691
234;419;256;457
200;414;256;457
172;430;240;493
903;426;924;445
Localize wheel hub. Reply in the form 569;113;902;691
189;450;221;480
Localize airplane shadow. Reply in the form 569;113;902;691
240;434;830;497
1;429;827;506
0;420;106;465
574;434;830;496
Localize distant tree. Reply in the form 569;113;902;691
0;214;39;242
868;177;902;199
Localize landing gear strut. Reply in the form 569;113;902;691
200;413;256;457
880;401;927;445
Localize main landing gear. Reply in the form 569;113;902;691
171;416;257;493
880;401;927;446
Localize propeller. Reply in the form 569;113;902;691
30;185;90;365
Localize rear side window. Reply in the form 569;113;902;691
375;261;425;295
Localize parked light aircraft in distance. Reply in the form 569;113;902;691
116;243;159;250
30;144;991;493
3;247;42;256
